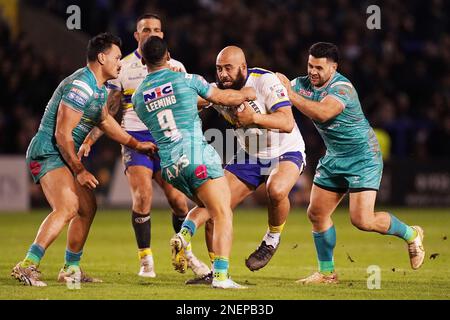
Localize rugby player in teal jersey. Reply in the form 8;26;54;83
132;36;256;289
11;33;157;287
79;14;209;279
277;42;425;284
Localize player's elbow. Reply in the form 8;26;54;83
283;119;295;133
314;115;328;124
316;105;343;123
277;117;294;133
97;120;108;132
315;113;334;124
55;129;69;146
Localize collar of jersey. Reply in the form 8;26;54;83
134;50;142;60
86;65;102;90
148;67;170;75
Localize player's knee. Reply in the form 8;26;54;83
209;204;232;221
350;215;374;231
168;193;187;215
267;185;288;204
132;189;152;213
58;198;79;222
307;206;325;225
81;202;97;219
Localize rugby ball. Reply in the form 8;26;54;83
213;100;266;127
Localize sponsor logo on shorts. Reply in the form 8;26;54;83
29;161;41;176
164;155;190;181
195;164;208;180
122;149;132;164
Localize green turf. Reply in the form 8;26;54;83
0;208;449;300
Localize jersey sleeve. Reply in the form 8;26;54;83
61;79;94;112
290;78;299;92
326;82;355;108
169;58;187;72
184;73;213;99
178;62;187;73
261;73;292;112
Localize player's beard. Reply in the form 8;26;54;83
309;72;332;87
216;69;247;90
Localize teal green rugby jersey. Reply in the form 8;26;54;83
36;66;108;150
291;72;379;157
132;68;212;167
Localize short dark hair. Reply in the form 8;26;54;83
87;32;122;62
141;36;168;66
136;13;162;26
309;42;339;63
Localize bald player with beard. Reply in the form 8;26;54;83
183;46;306;285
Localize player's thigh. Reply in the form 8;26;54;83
196;177;232;214
224;170;254;209
308;184;345;218
266;161;301;200
126;166;153;198
40;166;79;214
348;190;377;220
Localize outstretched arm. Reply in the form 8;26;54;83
206;86;256;106
78;89;122;158
277;72;343;123
97;106;158;156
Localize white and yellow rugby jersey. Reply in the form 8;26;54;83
108;50;186;131
235;67;305;159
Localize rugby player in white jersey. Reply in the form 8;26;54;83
79;14;209;278
181;46;306;284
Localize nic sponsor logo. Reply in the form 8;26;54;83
143;83;173;103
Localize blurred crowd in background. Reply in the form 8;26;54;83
0;0;449;206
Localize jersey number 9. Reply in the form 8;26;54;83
157;109;181;141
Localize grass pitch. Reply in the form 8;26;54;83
0;208;449;300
